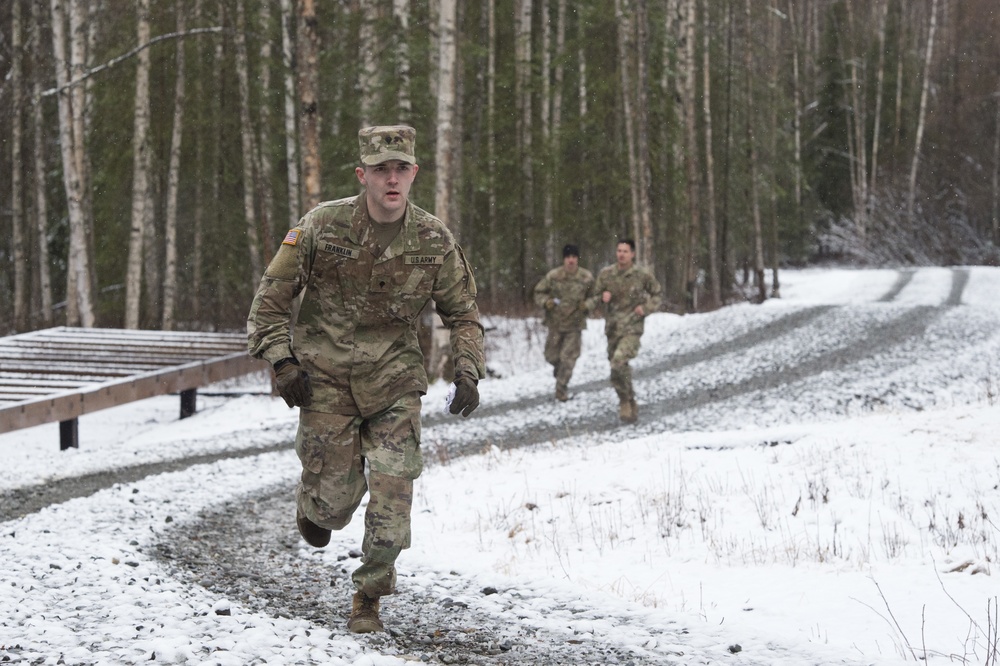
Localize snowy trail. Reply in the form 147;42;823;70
3;267;999;665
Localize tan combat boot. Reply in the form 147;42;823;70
619;398;638;424
347;592;384;633
555;385;569;401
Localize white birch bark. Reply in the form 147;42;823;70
703;0;720;307
515;0;533;297
124;0;151;329
235;0;264;283
681;0;700;302
615;0;641;247
257;0;276;262
744;0;766;302
359;1;379;126
541;0;554;266
635;0;654;269
162;2;186;331
788;0;803;234
434;0;457;228
12;0;28;331
869;0;889;200
298;0;322;210
279;0;300;225
907;0;939;222
486;0;498;301
394;0;412;119
32;0;54;326
992;78;1000;245
51;0;95;327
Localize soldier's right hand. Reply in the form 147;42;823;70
545;298;557;311
274;357;313;408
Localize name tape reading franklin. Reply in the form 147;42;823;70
321;242;361;259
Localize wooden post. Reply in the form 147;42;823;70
60;419;79;450
180;388;198;419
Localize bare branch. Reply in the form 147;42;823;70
40;26;225;97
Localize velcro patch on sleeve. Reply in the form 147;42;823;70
282;229;302;246
320;242;360;259
404;255;444;265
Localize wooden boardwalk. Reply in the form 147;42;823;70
0;327;266;449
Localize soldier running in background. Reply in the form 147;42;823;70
588;238;662;424
533;244;595;401
247;125;485;634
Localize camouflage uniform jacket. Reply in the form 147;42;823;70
247;194;485;417
588;264;663;337
533;266;596;331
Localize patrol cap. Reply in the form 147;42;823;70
358;125;416;165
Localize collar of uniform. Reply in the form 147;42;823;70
351;192;421;258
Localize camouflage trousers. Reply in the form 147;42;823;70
606;332;642;403
543;328;582;392
294;391;424;598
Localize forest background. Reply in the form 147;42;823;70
1;0;999;334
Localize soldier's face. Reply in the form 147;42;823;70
616;243;635;268
562;255;579;272
356;160;419;223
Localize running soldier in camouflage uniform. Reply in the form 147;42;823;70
533;244;595;401
588;239;661;424
247;125;485;634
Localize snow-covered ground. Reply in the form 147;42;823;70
2;267;999;665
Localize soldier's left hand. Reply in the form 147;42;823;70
449;375;480;417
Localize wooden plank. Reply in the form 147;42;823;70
0;351;266;435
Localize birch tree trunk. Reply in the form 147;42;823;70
163;2;186;330
32;0;54;326
744;0;766;303
992;77;1000;245
279;0;301;225
235;0;264;283
515;0;533;298
257;0;276;262
767;3;780;298
844;0;868;244
681;0;701;308
434;0;457;228
394;0;412;119
486;0;498;302
298;0;322;211
869;0;889;201
702;0;720;308
788;0;804;239
51;0;95;327
125;0;152;329
635;0;654;269
12;0;28;331
907;0;939;222
615;0;641;246
541;0;554;266
70;0;96;299
359;1;378;126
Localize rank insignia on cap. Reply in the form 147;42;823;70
282;229;301;246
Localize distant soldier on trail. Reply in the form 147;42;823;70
588;238;662;424
533;244;595;401
247;125;485;634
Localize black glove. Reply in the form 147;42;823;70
449;374;480;417
274;357;313;408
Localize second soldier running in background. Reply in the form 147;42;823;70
533;244;595;401
588;238;661;423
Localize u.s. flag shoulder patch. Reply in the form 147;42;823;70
282;229;301;246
